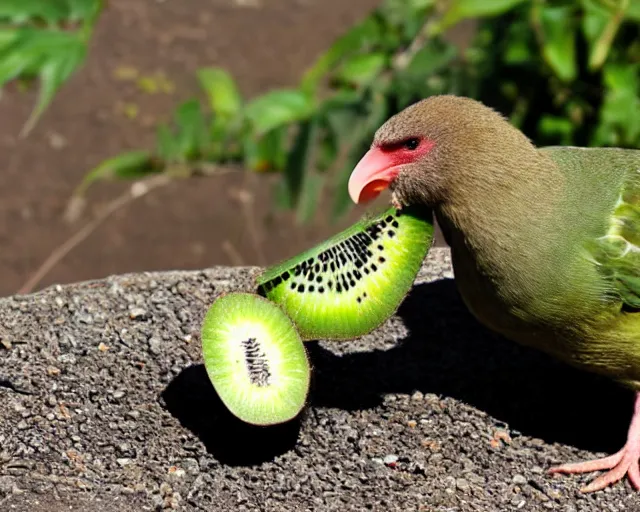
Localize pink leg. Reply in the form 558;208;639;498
549;392;640;493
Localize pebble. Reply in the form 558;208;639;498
129;307;148;319
168;466;186;479
148;337;162;354
512;474;527;485
48;131;67;150
182;458;199;475
383;455;398;465
0;476;15;495
455;478;470;492
58;354;77;365
76;313;93;324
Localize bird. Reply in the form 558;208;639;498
347;94;640;493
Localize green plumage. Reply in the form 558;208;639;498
372;96;640;385
580;155;640;310
534;147;640;383
364;95;640;491
456;146;640;385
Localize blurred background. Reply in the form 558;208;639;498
0;0;638;297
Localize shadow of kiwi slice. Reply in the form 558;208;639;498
256;204;434;340
201;292;310;425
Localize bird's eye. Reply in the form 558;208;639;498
403;138;419;150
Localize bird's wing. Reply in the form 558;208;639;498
585;167;640;310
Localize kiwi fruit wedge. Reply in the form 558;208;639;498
201;292;310;425
256;204;434;340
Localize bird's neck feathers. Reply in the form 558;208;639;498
436;119;564;251
433;118;568;316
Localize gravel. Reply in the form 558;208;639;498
1;248;640;511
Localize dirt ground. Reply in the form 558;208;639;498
2;249;640;511
0;0;401;298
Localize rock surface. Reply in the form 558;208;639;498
1;248;640;511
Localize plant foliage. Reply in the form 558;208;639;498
47;0;640;221
0;0;103;135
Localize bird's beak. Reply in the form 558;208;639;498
348;147;401;204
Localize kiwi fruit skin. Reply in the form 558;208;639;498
256;204;434;341
201;292;310;426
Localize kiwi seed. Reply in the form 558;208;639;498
256;204;434;340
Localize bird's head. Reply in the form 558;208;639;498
348;95;519;209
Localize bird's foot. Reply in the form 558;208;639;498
549;446;640;493
548;391;640;493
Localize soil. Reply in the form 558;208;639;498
0;0;418;298
2;248;640;511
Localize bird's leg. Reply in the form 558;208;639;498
548;392;640;493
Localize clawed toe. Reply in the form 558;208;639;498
549;448;640;493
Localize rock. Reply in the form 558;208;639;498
0;249;638;511
512;474;527;485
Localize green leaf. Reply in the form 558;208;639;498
174;99;208;160
296;171;324;224
0;1;104;135
244;89;312;135
319;91;365;141
65;0;103;22
334;53;387;87
313;91;364;173
0;0;102;25
197;67;242;118
300;15;384;95
0;1;68;25
597;63;640;147
581;0;625;70
404;41;458;79
0;27;89;135
156;124;178;162
380;0;434;36
539;5;578;82
441;0;528;29
538;115;574;144
26;41;86;135
316;130;339;172
243;126;287;172
77;151;154;194
627;0;640;22
581;0;609;43
281;119;319;210
319;89;362;112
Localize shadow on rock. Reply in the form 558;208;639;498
160;364;302;465
308;278;633;454
163;278;633;465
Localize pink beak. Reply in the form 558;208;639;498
348;147;401;204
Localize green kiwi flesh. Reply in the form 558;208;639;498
256;205;434;340
201;292;310;425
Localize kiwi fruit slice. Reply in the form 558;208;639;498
256;204;434;340
201;292;310;425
